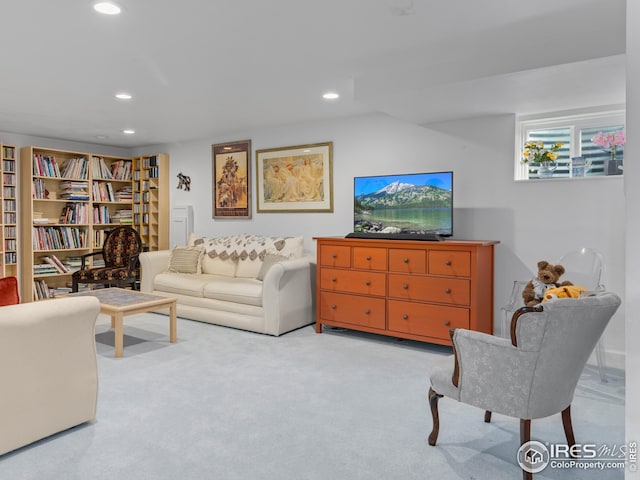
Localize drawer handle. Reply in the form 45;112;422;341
445;260;452;266
364;309;370;315
332;254;337;259
366;255;371;260
403;284;409;290
331;277;337;282
331;304;337;309
403;258;409;263
365;281;371;286
403;314;408;320
445;288;451;294
444;321;450;326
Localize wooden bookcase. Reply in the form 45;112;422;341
19;147;171;301
132;154;169;251
314;237;498;346
1;143;18;279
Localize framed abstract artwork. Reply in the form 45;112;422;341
255;141;333;213
212;140;251;219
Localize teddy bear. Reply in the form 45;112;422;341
521;260;573;306
542;285;587;302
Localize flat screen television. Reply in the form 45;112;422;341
350;171;453;240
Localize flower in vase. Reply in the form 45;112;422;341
591;130;625;161
522;140;564;164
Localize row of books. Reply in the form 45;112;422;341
34;254;70;274
2;159;15;172
3;185;16;197
92;181;115;202
32;226;87;250
60;157;89;179
4;238;16;250
32;154;62;177
4;252;16;264
110;159;132;181
90;157;133;181
4;225;16;237
93;205;111;224
60;202;90;224
4;173;16;184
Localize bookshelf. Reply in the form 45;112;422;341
132;154;169;251
20;147;135;301
1;143;18;279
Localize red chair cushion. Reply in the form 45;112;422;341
0;276;20;306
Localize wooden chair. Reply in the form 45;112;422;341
428;292;621;479
71;226;142;292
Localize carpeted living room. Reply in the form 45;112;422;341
1;1;639;480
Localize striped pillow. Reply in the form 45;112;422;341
168;246;204;274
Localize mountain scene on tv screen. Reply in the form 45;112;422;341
354;180;452;235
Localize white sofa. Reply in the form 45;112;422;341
139;233;315;336
0;296;100;455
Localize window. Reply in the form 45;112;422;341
515;107;625;180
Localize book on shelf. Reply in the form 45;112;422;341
42;254;70;273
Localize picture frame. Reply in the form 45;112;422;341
212;140;251;219
255;141;333;213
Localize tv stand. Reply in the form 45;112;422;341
314;237;499;346
345;232;444;241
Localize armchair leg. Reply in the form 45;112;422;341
561;405;576;449
428;387;443;446
72;279;79;293
484;411;492;423
520;419;532;480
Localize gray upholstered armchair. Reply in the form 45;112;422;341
427;292;621;480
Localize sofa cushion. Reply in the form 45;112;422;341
168;246;204;274
201;256;237;277
202;277;263;307
153;272;211;297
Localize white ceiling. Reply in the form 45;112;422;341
0;0;626;148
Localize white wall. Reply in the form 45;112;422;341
136;111;626;368
626;2;639;478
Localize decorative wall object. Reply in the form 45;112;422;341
176;172;191;191
255;141;333;213
212;140;251;219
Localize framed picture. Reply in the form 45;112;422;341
212;140;251;219
256;141;333;213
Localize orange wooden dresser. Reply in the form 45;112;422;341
314;237;499;346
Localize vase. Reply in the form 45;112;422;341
605;159;623;176
538;163;557;178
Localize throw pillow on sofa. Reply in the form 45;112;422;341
256;254;288;281
168;246;204;274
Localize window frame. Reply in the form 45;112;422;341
515;106;625;181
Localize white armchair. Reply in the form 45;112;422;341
0;297;100;455
428;292;621;480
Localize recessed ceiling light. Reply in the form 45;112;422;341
122;129;135;135
223;147;233;150
94;2;121;15
115;92;132;100
322;92;340;100
95;135;110;139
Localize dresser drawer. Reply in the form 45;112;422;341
428;251;471;277
388;300;469;340
388;274;470;305
352;247;387;271
320;268;386;296
388;249;427;274
320;291;386;329
320;245;351;268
